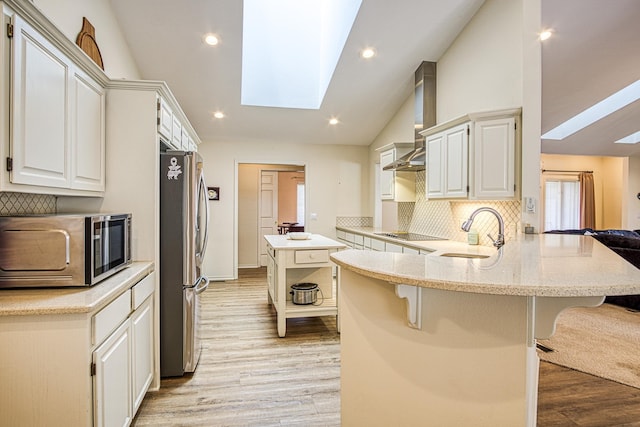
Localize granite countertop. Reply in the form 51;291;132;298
265;234;347;250
335;225;496;255
0;261;155;316
330;233;640;297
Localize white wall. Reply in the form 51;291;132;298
198;140;369;280
437;0;523;122
366;0;532;231
32;0;140;79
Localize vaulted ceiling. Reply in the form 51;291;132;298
109;0;640;156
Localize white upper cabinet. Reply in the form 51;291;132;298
471;116;517;199
3;10;106;195
156;94;198;151
157;96;173;141
9;14;71;189
377;143;416;202
71;67;105;191
423;108;521;201
426;123;468;199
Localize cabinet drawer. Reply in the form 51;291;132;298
132;272;155;310
93;289;132;346
294;249;330;264
371;238;385;251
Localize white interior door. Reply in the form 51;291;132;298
259;171;278;266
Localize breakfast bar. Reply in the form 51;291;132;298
331;234;640;427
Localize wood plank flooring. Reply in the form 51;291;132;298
132;267;640;426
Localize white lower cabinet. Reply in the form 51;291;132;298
94;318;132;427
0;268;155;427
131;295;154;413
94;292;153;427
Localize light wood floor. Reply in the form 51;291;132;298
133;267;640;426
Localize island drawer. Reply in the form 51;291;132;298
294;249;330;264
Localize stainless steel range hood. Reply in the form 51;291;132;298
383;61;436;171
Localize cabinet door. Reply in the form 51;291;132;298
10;15;70;188
379;149;395;200
426;133;444;198
473;117;515;198
131;296;154;413
157;97;173;141
171;116;182;149
444;124;468;198
71;67;105;191
93;319;132;427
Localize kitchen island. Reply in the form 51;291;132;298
264;234;346;337
331;234;640;427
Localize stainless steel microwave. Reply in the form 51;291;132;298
0;213;132;288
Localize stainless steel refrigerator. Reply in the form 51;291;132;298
160;151;210;377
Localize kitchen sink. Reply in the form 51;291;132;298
439;252;490;259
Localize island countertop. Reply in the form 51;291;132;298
264;233;346;250
330;233;640;297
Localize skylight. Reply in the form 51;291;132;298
616;130;640;144
542;79;640;140
241;0;362;110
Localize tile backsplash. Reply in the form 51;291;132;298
408;172;521;245
0;192;57;215
337;172;522;247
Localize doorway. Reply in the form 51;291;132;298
237;163;306;269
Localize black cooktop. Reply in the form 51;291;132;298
374;232;446;241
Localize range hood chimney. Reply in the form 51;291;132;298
383;61;436;171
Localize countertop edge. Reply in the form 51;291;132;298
0;261;155;317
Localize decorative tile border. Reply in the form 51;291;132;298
0;192;56;215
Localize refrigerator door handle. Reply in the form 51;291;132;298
194;276;209;294
198;171;210;259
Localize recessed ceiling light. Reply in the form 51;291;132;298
213;111;225;119
361;48;376;59
329;118;339;125
204;34;220;46
539;30;553;41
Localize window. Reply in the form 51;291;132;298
543;175;580;231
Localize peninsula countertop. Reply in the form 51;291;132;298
330;233;640;297
0;261;155;316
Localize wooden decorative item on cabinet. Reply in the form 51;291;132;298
75;17;104;70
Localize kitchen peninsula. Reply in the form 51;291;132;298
331;234;640;427
264;234;346;337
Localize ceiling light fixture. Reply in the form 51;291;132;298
329;117;339;125
213;111;225;119
542;79;640;140
204;34;219;46
361;48;376;59
539;29;552;41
